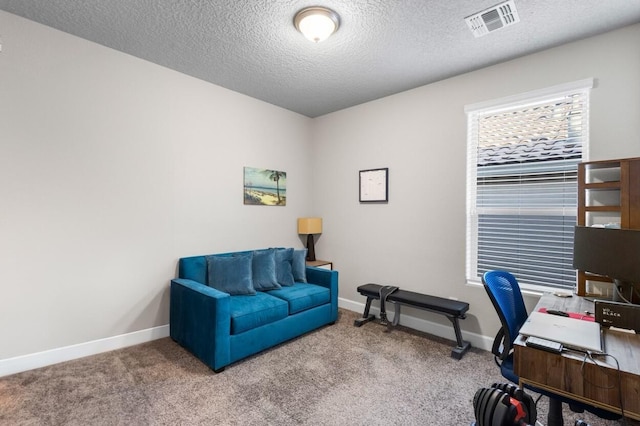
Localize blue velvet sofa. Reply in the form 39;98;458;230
170;248;339;372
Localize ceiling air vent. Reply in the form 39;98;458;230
465;0;520;38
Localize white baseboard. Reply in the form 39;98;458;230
0;325;170;378
1;298;494;378
338;297;494;352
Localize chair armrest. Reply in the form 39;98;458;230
170;278;231;371
306;268;339;322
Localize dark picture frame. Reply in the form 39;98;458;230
359;168;388;203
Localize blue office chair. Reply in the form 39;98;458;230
482;270;620;426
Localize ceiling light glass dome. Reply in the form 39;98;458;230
294;7;340;43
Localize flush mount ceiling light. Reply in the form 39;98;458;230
294;6;340;43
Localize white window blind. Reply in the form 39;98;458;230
466;80;592;291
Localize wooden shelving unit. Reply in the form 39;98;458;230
576;157;640;296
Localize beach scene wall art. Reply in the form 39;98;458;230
243;167;287;206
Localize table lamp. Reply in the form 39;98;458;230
298;217;322;261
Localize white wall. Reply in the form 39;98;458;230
2;9;639;373
0;11;313;362
312;24;640;342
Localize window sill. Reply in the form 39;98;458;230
466;279;572;299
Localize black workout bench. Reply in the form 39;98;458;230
354;283;471;359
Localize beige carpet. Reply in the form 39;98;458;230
0;309;631;425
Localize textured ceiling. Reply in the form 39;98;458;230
2;0;640;117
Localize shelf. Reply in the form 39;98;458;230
583;181;620;190
583;206;621;212
582;272;612;283
582;159;623;169
577;157;640;296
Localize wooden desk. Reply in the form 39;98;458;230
514;293;640;420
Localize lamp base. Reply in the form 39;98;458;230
306;234;316;261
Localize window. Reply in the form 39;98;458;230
465;80;593;291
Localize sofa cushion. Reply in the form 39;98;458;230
206;253;256;296
274;248;295;287
179;255;207;284
266;283;330;315
252;249;281;291
229;292;288;334
292;249;307;283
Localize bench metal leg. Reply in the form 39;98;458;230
378;302;401;333
447;315;471;359
354;297;376;327
392;302;401;326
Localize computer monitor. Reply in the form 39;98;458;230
573;226;640;303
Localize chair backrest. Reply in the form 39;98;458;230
482;270;529;358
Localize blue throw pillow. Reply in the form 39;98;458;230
252;249;281;291
292;249;307;283
206;253;256;295
274;248;295;287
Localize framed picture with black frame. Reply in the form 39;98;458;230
359;168;388;203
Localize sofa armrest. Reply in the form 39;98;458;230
170;278;231;371
306;267;339;322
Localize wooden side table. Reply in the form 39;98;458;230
306;259;332;270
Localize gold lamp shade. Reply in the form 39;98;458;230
298;217;322;235
298;217;322;261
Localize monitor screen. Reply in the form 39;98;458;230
573;226;640;283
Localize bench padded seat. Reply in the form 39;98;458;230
357;283;469;317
